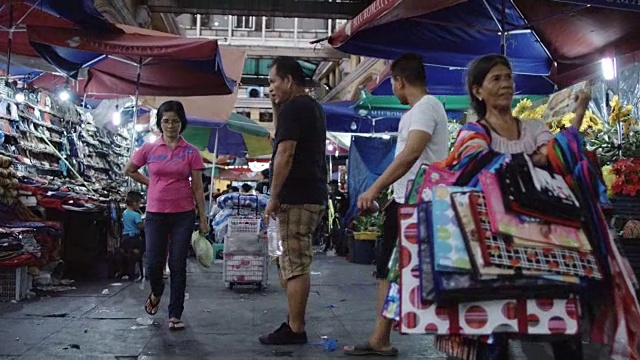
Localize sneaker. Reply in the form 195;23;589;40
259;323;307;345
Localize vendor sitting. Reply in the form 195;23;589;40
120;191;145;281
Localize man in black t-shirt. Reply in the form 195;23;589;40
256;168;270;195
260;57;327;346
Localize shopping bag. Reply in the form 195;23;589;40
381;282;400;321
498;154;582;227
191;231;213;268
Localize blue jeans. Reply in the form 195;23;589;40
145;211;195;319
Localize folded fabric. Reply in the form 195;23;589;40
216;193;269;211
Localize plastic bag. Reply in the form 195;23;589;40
191;231;213;268
267;219;282;257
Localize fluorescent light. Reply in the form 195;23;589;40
14;92;25;103
601;57;616;80
248;162;269;172
112;111;121;126
58;90;70;101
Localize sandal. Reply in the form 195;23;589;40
344;343;399;357
169;319;186;331
144;293;160;316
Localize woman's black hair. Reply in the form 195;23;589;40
156;100;188;134
466;54;512;120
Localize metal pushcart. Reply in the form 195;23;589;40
222;197;268;290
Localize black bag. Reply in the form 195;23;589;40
498;153;582;228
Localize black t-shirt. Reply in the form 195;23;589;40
272;95;328;205
256;180;269;195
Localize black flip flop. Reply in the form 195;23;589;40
144;293;160;315
169;319;186;331
344;343;399;357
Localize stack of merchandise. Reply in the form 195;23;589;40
0;84;129;211
0;84;128;285
392;156;600;337
382;125;640;359
212;192;269;242
0;227;41;268
0;155;18;205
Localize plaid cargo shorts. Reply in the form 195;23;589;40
277;204;325;280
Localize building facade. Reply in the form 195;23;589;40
95;3;386;132
94;0;181;33
175;14;351;133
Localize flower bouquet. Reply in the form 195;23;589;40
588;95;640;165
602;158;640;198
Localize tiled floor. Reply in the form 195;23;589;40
0;255;611;359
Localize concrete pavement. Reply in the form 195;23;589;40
0;255;610;359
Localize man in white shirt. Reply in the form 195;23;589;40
344;53;449;357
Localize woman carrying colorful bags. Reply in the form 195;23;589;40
432;54;640;360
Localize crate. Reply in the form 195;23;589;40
0;266;30;302
224;254;267;283
227;216;261;236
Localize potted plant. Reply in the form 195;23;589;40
353;187;390;240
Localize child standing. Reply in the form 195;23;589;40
121;191;145;281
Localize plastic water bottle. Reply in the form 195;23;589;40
267;219;282;257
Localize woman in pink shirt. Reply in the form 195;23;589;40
124;100;209;331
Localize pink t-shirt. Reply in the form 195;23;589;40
131;137;205;213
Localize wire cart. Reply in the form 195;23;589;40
223;197;268;290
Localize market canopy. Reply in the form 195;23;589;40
328;0;640;86
182;113;272;158
0;0;115;74
323;93;546;133
26;24;235;96
329;0;551;75
372;65;556;96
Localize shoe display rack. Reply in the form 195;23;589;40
0;83;130;201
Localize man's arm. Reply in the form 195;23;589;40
269;140;296;199
370;130;431;195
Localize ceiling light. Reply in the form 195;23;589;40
58;90;70;101
601;57;616;80
14;92;25;103
112;111;121;126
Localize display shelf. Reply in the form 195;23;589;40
0;86;129;201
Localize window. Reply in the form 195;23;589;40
177;14;193;28
263;17;275;30
259;112;273;123
273;17;294;30
234;16;255;30
254;17;273;31
248;88;261;98
298;18;328;31
211;15;230;29
199;15;211;27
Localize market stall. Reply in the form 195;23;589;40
0;1;241;298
